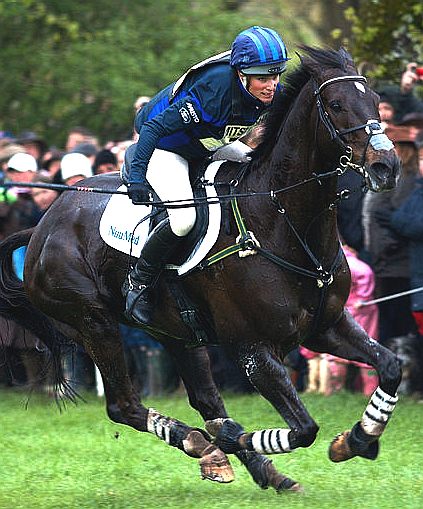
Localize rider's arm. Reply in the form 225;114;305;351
128;68;232;185
129;102;192;184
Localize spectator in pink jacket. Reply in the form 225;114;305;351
301;245;379;396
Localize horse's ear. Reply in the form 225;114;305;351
295;51;304;65
296;46;319;76
339;47;355;71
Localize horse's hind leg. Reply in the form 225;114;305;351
304;309;401;463
73;311;233;482
166;342;301;492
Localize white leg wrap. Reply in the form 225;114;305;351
251;428;291;454
361;387;398;436
147;408;171;444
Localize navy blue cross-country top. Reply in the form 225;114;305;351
129;52;281;184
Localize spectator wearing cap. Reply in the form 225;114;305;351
0;152;41;240
378;92;396;131
93;149;118;175
134;95;151;114
60;152;93;186
0;143;25;175
378;63;423;124
31;173;59;213
41;149;64;179
132;96;151;141
6;153;38;187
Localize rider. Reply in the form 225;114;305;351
124;26;289;325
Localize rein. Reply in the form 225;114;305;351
1;166;343;209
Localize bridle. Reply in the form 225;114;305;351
314;74;385;178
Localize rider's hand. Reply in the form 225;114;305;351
127;182;151;204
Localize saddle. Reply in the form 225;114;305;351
117;145;233;346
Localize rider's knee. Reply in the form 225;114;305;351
169;209;196;237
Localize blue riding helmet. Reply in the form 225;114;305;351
231;26;289;75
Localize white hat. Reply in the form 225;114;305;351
7;152;38;172
61;152;93;181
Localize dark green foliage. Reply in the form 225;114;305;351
0;0;300;147
337;0;423;81
1;1;421;147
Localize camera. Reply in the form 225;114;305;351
410;64;423;77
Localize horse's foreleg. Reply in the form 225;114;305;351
304;309;401;463
206;342;318;490
166;343;297;492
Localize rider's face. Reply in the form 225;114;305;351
247;74;280;104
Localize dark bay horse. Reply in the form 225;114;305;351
0;47;401;492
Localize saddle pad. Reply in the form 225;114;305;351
99;161;223;275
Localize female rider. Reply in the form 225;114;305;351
125;26;289;325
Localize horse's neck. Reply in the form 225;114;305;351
246;99;340;261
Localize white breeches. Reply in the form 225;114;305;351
146;142;252;237
146;149;196;237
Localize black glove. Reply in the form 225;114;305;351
127;182;151;204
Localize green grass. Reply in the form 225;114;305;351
1;389;422;509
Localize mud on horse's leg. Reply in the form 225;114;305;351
329;388;398;462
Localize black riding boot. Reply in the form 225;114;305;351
123;218;182;325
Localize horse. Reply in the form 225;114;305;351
0;46;401;493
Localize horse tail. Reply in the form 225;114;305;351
0;228;77;403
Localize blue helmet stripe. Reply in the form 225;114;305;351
256;27;287;60
241;30;266;62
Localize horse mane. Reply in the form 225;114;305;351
250;46;353;164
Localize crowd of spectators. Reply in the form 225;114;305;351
0;96;182;396
0;61;423;400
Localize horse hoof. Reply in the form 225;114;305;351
199;448;235;483
256;457;302;493
284;483;304;493
328;430;355;462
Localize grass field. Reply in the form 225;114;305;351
1;388;422;509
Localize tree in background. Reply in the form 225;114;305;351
333;0;422;85
0;0;306;147
1;0;421;147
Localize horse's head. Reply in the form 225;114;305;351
302;46;400;192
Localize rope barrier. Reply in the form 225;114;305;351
360;287;423;307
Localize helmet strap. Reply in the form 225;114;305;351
238;71;250;92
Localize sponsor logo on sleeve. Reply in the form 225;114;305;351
179;107;191;124
186;102;200;123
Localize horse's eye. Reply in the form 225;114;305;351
329;101;342;113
